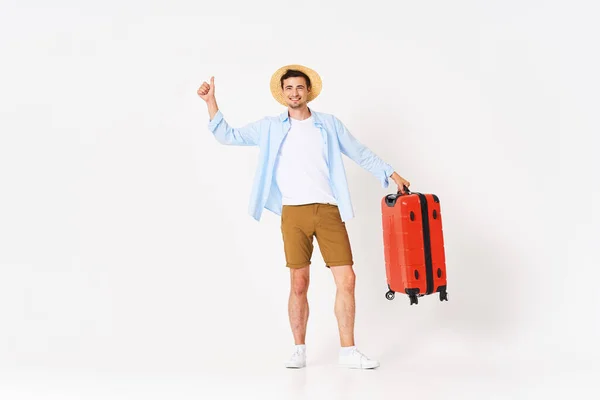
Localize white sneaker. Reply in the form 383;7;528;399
284;347;306;368
338;348;380;369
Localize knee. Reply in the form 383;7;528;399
336;271;355;293
291;277;309;297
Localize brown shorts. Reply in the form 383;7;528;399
280;203;354;269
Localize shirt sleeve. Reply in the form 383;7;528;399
208;110;263;146
334;117;395;188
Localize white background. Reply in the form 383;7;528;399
1;0;599;398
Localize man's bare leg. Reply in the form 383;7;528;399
330;265;356;347
289;265;310;344
330;264;379;368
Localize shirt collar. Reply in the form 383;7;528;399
279;107;323;127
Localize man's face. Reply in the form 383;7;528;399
282;77;311;109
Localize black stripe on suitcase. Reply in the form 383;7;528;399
416;193;434;295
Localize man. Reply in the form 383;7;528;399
197;64;410;369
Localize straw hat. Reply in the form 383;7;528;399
270;64;322;107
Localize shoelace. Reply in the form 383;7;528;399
291;349;305;359
351;349;371;362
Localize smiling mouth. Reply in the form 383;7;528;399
289;98;300;101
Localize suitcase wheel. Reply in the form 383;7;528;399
439;289;448;302
385;290;395;301
409;294;418;305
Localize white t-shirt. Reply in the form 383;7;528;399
274;116;337;206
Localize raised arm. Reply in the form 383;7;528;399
197;77;261;146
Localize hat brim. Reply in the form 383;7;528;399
270;64;322;107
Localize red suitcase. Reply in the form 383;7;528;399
381;186;448;305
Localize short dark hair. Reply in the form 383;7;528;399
280;69;311;89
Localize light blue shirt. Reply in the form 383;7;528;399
207;107;395;222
